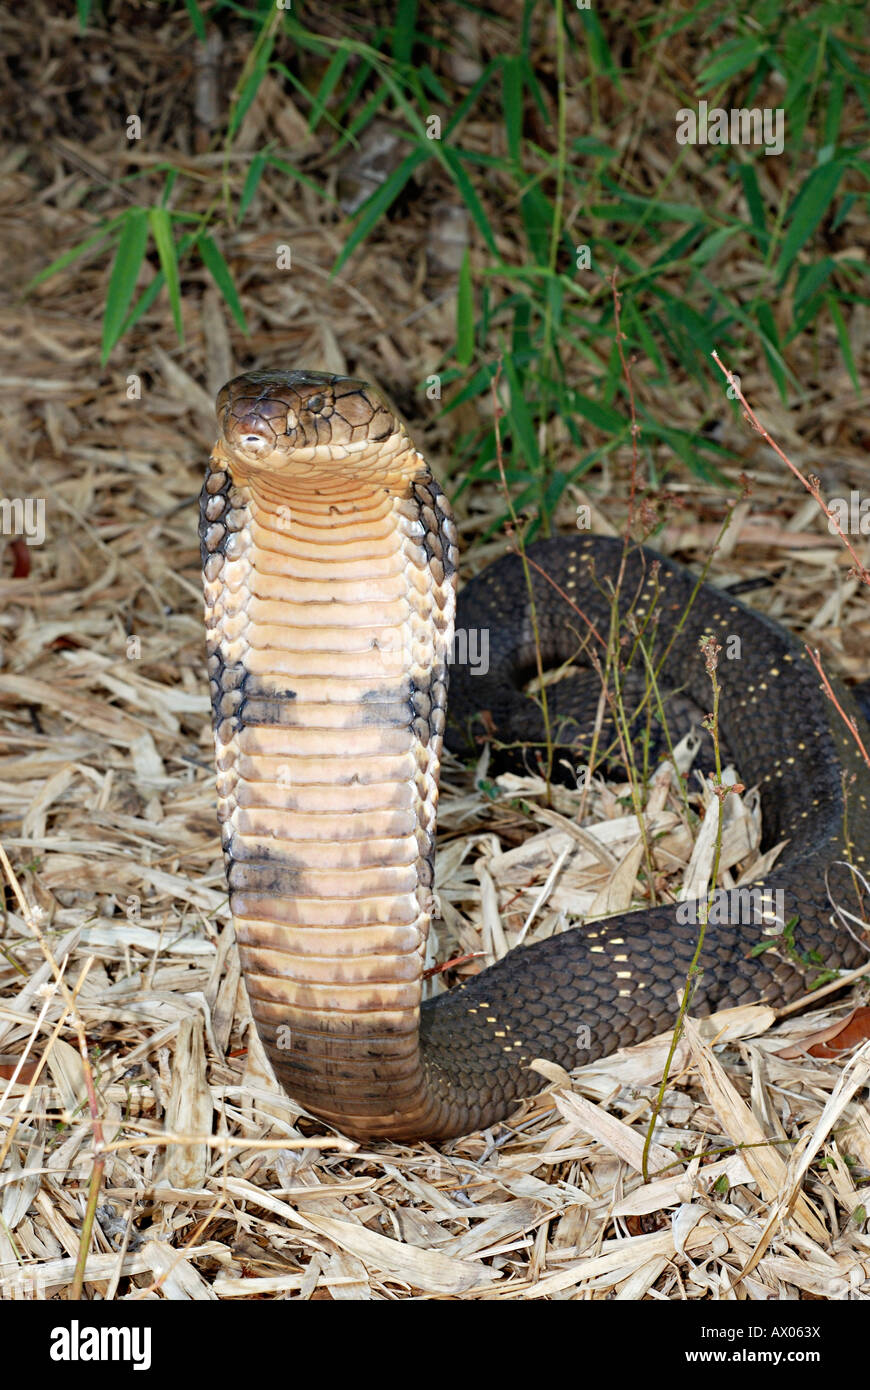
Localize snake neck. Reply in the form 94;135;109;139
201;442;459;1138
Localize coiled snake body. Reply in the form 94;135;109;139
200;370;870;1140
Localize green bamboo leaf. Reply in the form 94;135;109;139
502;56;523;165
788;290;826;341
593;184;706;222
24;219;123;293
238;152;267;220
148;207;184;343
594;238;642;275
229;32;275;140
439;145;497;256
756;302;788;401
161;167;178;207
793;257;836;310
119;232;198;340
738;164;768;252
571;136;617;160
197;234;248;333
456;248;474;366
520;50;548;123
542;469;574;515
823;72;845;149
120;270;165;336
183;0;207;42
267;155;334;200
567;391;625;434
271;58;349;140
832;191;856;233
777;160;845;282
501;357;540;467
392;0;418;64
329;80;389;152
650;225;706;271
827;293;859;391
333;148;428;276
577;9;619;81
604;341;623;408
622;301;666;376
444;58;502;140
783;38;816;117
332;56;377;126
308;48;351;132
689;224;741;266
546;274;564;334
697;37;764;89
520;184;554;264
374;65;431;145
645;422;731;486
440;364;496;414
419;64;449;104
101;209;150;365
510;296;531;361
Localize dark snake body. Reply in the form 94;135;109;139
201;371;870;1140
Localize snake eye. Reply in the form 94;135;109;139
306;394;324;413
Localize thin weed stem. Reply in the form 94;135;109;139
490;364;555;793
642;636;740;1182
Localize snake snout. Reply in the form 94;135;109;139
229;413;282;462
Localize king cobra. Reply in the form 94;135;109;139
200;369;870;1141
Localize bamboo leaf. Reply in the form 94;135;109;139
197;234;248;332
183;0;207;42
520;184;554;264
777;160;845;282
119;232;198;339
756;301;788;401
697;37;764;88
308;48;352;132
267;154;335;200
567;391;626;434
148;207;184;343
440;145;497;256
577;8;619;81
392;0;418;64
238;152;266;220
229;30;276;140
502;56;523;165
689;224;741;266
793;257;836;311
456;247;474;366
738;164;768;253
501;357;540;467
332;148;428;276
101;209;150;364
24;220;123;293
827;293;859;391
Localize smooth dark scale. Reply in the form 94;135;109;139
415;536;870;1134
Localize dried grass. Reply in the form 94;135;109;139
1;1;869;1301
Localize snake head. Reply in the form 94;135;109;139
216;370;402;468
